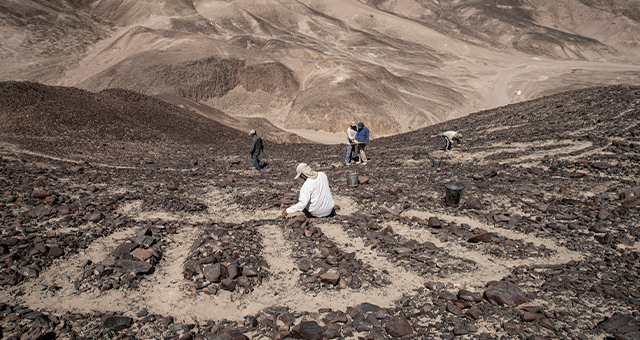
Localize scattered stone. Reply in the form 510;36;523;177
428;217;441;228
31;189;50;198
47;246;64;259
464;198;483;210
468;233;494;243
358;176;370;184
292;321;324;340
597;313;640;338
503;322;520;332
385;315;413;337
591;162;611;169
320;271;340;285
485;281;527;307
101;315;133;331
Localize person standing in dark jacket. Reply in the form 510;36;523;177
249;129;264;171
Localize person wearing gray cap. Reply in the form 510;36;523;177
282;163;336;218
249;129;264;171
345;121;358;166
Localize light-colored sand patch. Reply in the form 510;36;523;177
200;187;284;223
116;191;284;224
118;200;202;223
333;194;358;216
278;128;345;145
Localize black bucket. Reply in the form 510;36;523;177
433;158;442;167
412;150;421;160
347;172;359;187
445;182;464;206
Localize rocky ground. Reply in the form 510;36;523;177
0;83;639;339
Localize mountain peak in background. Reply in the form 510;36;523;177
1;0;640;140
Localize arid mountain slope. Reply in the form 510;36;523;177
1;0;640;137
0;84;638;339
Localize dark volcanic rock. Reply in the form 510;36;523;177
101;315;133;331
203;263;224;283
468;233;494;243
597;313;640;338
115;259;154;275
464;198;483;210
292;321;324;340
220;278;237;291
47;246;64;258
485;281;527;307
428;217;441;228
203;330;249;340
385;315;413;337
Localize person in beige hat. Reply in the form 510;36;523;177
282;163;336;218
442;130;462;151
345;121;358;165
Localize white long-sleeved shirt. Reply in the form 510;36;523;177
286;172;335;217
443;131;458;139
347;127;357;144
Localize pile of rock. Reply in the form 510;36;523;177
285;215;388;291
0;303;251;340
76;225;166;292
183;221;268;294
0;159;130;286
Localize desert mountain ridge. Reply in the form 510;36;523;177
1;1;640;338
1;0;640;141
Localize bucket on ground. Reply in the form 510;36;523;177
445;182;464;206
433;158;442;167
347;172;359;187
412;150;421;160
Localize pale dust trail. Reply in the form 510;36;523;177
390;210;583;287
430;139;594;167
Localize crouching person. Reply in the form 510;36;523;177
282;163;336;218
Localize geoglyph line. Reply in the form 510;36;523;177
390;211;583;286
3;182;583;324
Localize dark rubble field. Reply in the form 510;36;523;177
0;82;639;339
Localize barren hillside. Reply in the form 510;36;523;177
0;83;638;339
1;0;639;138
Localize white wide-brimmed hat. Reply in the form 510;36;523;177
294;163;318;179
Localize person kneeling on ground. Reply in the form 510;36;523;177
282;163;336;218
442;130;462;151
